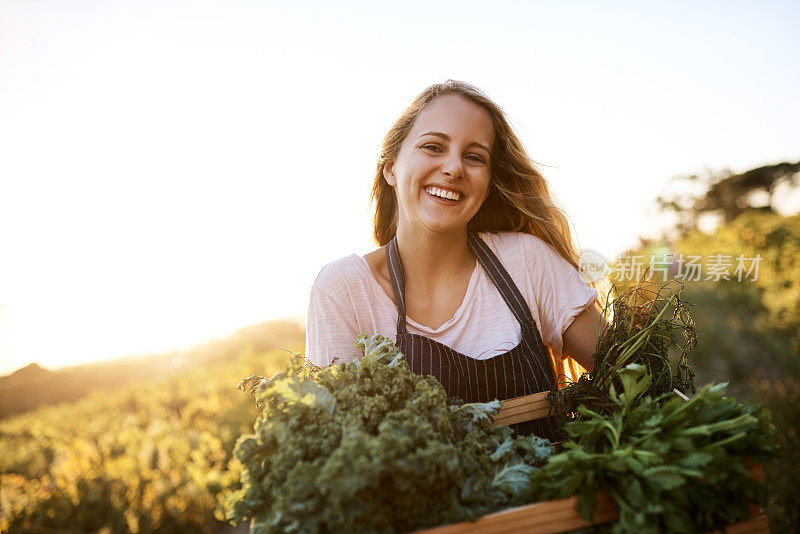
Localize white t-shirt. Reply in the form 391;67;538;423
306;231;598;368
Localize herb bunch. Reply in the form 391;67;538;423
549;281;698;427
226;334;553;534
531;363;778;533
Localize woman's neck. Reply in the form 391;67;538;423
395;225;475;292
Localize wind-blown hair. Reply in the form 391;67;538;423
371;80;580;270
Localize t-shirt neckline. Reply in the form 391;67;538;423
356;254;482;335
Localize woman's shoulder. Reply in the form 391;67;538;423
477;231;576;282
312;254;369;293
477;231;554;257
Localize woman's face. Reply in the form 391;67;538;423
384;95;494;237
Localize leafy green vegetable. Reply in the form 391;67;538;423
531;364;778;533
534;282;778;531
549;282;697;428
226;334;553;534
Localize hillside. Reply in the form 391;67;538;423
0;318;305;420
0;343;292;533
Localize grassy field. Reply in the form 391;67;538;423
1;324;302;533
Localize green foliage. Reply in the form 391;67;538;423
0;349;290;533
681;210;800;341
676;211;800;531
531;364;778;533
225;334;553;534
655;161;800;235
606;210;800;530
548;282;697;430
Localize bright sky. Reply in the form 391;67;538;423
1;1;799;375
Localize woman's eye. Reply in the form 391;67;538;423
421;144;442;152
467;154;486;164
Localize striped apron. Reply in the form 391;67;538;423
386;233;559;441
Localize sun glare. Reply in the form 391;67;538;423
1;302;277;374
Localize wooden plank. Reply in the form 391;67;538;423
415;492;617;534
492;410;551;427
493;398;550;418
492;392;552;426
495;391;550;411
724;513;770;534
493;397;550;417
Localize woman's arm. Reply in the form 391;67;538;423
561;304;607;373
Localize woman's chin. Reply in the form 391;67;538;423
401;209;478;236
419;219;471;235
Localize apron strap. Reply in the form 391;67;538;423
385;233;536;334
467;233;536;329
386;236;408;334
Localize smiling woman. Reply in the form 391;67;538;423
305;80;605;440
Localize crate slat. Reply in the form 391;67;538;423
491;392;551;426
723;512;770;534
415;491;617;534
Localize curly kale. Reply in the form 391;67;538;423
226;334;553;534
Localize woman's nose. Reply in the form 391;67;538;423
441;151;464;180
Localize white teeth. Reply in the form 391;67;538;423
426;186;461;201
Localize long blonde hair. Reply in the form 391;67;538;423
371;80;580;271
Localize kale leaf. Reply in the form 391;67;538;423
226;334;553;533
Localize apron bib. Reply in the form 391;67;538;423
386;233;559;440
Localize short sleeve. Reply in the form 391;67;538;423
520;235;598;360
305;267;361;367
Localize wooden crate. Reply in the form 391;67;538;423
417;392;770;534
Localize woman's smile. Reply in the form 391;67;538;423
425;185;462;203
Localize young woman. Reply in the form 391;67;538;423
306;81;605;438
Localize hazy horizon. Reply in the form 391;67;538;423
0;307;307;376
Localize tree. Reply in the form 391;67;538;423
656;161;800;238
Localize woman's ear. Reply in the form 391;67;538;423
382;161;397;186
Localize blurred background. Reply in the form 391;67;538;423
1;1;798;532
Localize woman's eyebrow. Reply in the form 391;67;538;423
418;131;491;154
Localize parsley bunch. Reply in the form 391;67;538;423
531;363;778;533
549;282;698;428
